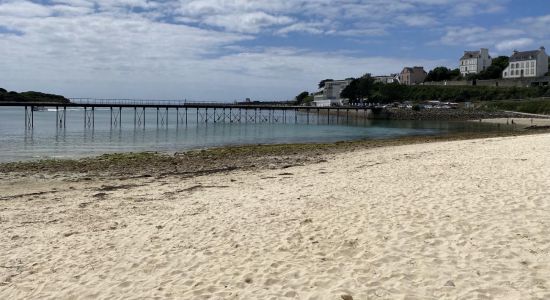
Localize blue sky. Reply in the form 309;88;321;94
0;0;549;101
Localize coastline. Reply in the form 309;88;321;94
2;132;550;299
1;126;549;177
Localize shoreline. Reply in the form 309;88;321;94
2;132;550;298
2;126;549;178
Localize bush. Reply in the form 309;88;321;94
374;85;548;103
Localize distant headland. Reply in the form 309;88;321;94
0;88;70;104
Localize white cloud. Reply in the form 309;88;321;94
203;12;293;33
439;26;525;50
396;15;438;27
438;10;549;55
0;0;52;17
0;0;529;100
495;38;534;52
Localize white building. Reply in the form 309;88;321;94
374;74;400;84
502;47;548;79
313;79;352;107
459;48;492;76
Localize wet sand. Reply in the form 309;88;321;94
1;133;550;299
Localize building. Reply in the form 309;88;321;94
502;47;548;79
313;79;352;107
399;66;427;85
459;48;492;76
374;74;399;84
322;80;352;99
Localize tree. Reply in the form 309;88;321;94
357;73;376;102
492;56;510;70
475;56;509;80
340;79;359;103
339;74;376;104
0;89;70;103
295;91;313;105
295;91;309;103
371;82;407;103
318;79;334;89
425;67;461;82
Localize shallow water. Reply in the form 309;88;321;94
0;106;507;162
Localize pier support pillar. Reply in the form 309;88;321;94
56;106;66;128
84;107;95;129
25;106;34;129
110;107;121;128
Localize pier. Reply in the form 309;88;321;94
1;99;378;129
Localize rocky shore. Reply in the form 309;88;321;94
1;129;548;178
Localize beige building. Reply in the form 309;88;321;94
459;48;492;76
399;67;427;85
502;47;548;79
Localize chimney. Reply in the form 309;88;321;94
540;46;546;52
513;49;519;55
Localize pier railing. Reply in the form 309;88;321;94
69;98;234;106
3;99;374;130
69;98;300;107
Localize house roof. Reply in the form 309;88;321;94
401;67;426;74
461;51;481;60
509;50;541;62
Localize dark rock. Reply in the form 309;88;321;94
444;280;455;287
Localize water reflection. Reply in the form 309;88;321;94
0;107;514;162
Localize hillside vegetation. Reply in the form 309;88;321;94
338;74;550;103
483;99;550;115
0;88;70;104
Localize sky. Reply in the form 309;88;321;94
0;0;549;101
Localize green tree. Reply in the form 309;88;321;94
475;56;510;80
357;73;376;102
425;67;454;82
492;56;510;70
295;91;309;103
339;74;376;104
340;78;359;102
0;89;70;103
425;67;462;82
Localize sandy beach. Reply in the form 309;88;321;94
1;133;550;299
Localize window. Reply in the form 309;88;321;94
516;63;520;68
504;72;507;77
531;61;535;67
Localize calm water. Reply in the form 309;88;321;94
0;106;507;162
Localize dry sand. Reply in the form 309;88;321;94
1;134;550;299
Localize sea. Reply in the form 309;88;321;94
0;106;509;162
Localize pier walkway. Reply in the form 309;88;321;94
0;99;377;129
